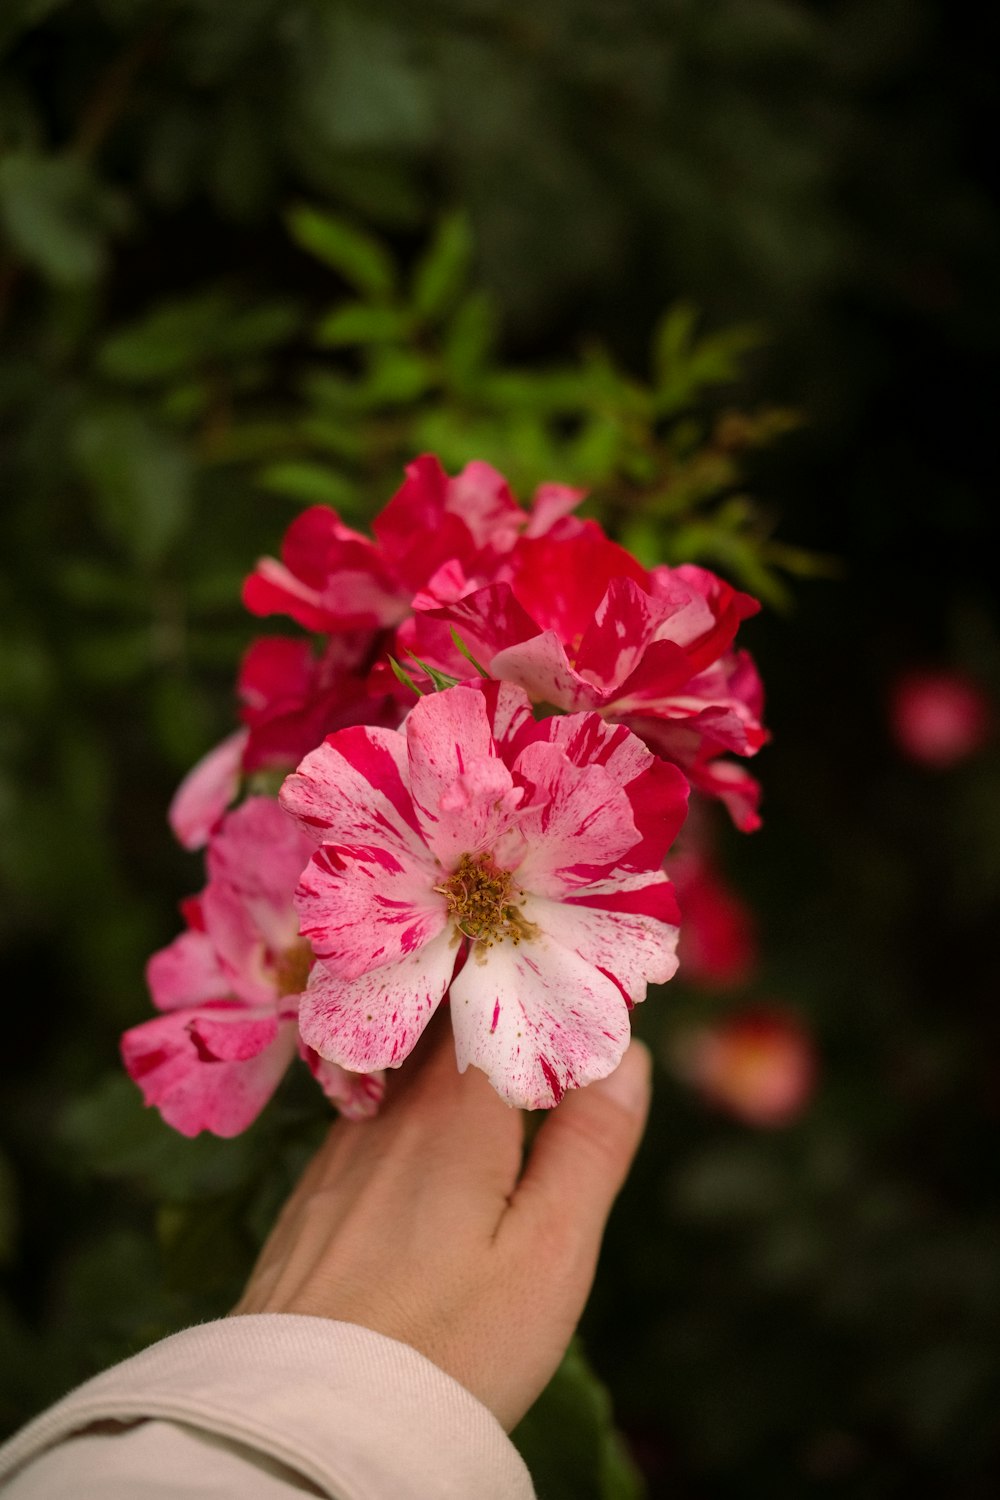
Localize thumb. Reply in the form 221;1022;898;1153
512;1040;652;1253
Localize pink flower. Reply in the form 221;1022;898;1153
123;798;384;1136
280;682;689;1108
671;851;758;989
889;669;992;769
242;454;585;635
407;525;767;829
674;1008;816;1126
167;634;399;851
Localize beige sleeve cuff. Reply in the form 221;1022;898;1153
0;1315;536;1500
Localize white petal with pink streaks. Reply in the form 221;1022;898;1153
280;726;424;861
295;841;446;980
404;687;523;865
522;881;679;1005
449;937;631;1109
511;742;641;895
299;929;457;1072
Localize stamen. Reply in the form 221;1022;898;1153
435;852;536;947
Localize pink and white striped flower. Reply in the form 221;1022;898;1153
280;682;689;1108
123;797;384;1136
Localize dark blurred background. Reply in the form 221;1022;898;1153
1;3;998;1496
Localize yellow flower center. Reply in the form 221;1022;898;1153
272;937;313;996
436;852;536;948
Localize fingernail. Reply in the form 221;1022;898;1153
592;1039;652;1112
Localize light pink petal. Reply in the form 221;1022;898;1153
146;929;232;1012
121;1007;296;1138
299;930;457;1072
404;687;523;865
511;742;641;894
525;482;587;538
446;459;522;551
295;842;446;980
205;798;314;955
490;632;601;712
167;728;248;851
449;937;631;1109
643;566;719;646
300;1043;386;1120
535;874;681;1002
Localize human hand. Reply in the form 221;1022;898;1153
232;1016;652;1431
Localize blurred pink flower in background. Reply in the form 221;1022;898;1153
673;1007;816;1126
671;851;759;989
889;668;991;768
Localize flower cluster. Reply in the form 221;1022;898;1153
126;455;769;1133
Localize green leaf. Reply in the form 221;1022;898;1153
98;293;301;382
411;211;474;322
315;302;412;347
285;204;396;300
449;627;491;678
359;347;433;405
257;461;356;509
443;291;498;386
512;1341;645;1500
59;1073;262;1203
72;405;194;567
403;651;462;692
389;656;424;697
0;150;113;285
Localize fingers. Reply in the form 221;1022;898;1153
509;1040;652;1256
309;1009;525;1208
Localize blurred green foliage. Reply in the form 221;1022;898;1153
2;2;999;1496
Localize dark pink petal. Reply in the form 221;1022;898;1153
299;931;456;1072
427;582;540;664
449;938;631;1109
121;1007;297;1138
509;524;649;644
295;842;446;980
671;852;759;989
168;728;248;851
372;455;479;589
243;507;407;631
686;757;763;833
562;873;682;928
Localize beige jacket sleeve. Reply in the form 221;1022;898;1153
0;1315;536;1500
